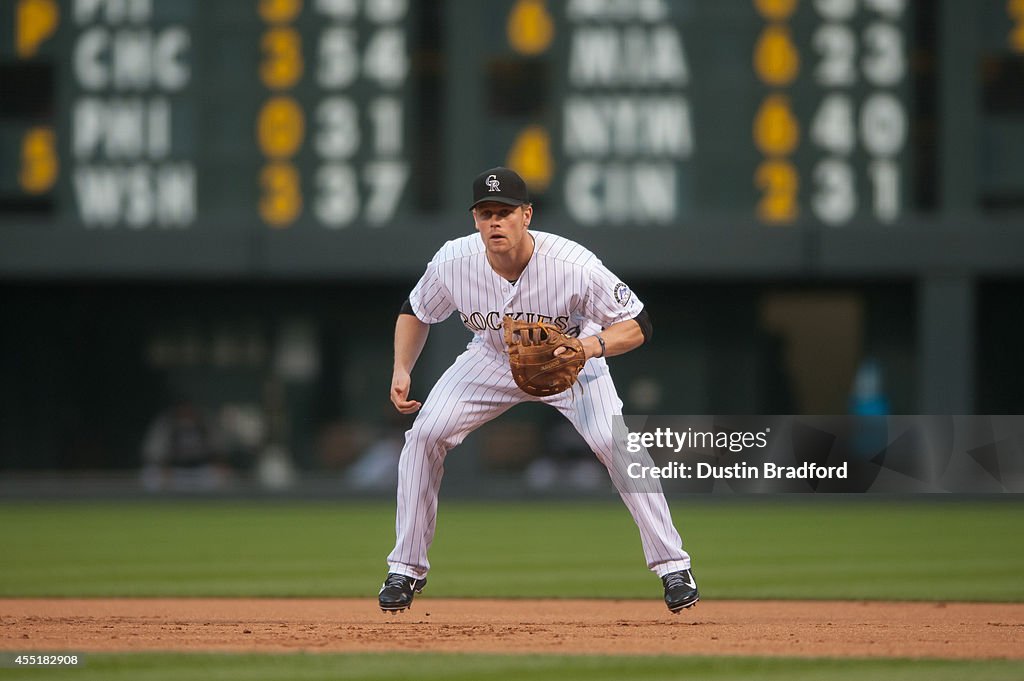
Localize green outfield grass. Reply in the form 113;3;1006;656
1;499;1022;601
1;653;1024;681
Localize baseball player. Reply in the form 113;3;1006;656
378;167;698;614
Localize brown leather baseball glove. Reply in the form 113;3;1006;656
503;317;586;397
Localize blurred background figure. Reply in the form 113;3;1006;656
849;357;891;417
524;414;606;493
341;408;414;492
848;356;891;463
345;426;403;492
140;397;230;492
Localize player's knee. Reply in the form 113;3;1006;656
406;420;456;457
586;433;621;464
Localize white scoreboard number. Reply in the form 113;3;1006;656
257;0;411;229
809;0;908;226
312;0;409;228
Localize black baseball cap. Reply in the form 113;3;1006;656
469;167;530;210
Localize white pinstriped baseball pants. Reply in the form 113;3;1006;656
387;344;692;580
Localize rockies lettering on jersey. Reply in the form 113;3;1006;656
408;231;642;354
459;312;579;336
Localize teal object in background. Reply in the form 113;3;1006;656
849;357;891;417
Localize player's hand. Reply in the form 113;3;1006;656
390;370;422;414
555;337;596;360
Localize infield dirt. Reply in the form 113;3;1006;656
3;599;1023;659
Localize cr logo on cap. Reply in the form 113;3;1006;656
486;174;501;192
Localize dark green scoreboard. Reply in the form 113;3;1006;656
1;0;1022;276
455;0;915;227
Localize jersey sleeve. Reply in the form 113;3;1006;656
582;260;645;327
408;251;457;324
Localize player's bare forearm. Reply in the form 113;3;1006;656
582;318;645;360
394;313;429;373
391;313;430;413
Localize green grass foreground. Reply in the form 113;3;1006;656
1;653;1023;681
0;499;1022;601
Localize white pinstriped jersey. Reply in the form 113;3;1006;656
388;229;692;580
407;230;644;354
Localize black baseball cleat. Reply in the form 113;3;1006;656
378;573;427;613
662;569;700;613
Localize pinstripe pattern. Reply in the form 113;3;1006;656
388;231;691;580
407;232;643;351
548;364;691;575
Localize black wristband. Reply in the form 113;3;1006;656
595;335;606;358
